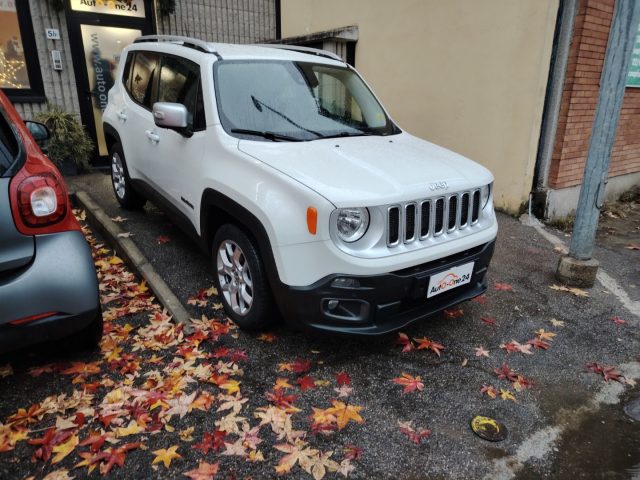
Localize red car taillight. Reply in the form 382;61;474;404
17;173;67;228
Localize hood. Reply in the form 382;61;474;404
238;132;493;207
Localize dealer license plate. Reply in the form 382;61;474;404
426;262;475;298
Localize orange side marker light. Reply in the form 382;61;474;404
307;207;317;235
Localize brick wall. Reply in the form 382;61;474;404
548;0;640;189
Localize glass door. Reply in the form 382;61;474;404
65;0;153;164
80;25;141;156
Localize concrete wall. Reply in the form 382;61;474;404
281;0;559;213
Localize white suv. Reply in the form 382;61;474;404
103;35;498;335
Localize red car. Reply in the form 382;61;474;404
0;90;102;353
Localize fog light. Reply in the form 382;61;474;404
327;299;339;310
331;277;361;289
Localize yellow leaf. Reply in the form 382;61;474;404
220;379;241;395
152;445;181;468
500;389;516;402
115;420;143;437
326;400;364;430
109;256;124;265
51;434;79;464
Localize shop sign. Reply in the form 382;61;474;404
627;23;640;88
70;0;145;18
0;0;15;13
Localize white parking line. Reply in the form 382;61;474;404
531;222;640;321
485;362;640;479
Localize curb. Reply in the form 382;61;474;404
73;190;193;330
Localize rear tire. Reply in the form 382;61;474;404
110;142;146;210
212;224;275;331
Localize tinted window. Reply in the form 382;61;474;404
128;51;160;108
0;112;19;176
122;51;134;92
158;55;205;131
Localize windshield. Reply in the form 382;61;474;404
214;60;399;141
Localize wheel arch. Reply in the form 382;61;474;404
103;123;121;156
200;188;282;288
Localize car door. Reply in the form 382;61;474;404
146;54;206;225
119;49;160;184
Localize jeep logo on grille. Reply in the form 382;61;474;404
428;181;448;191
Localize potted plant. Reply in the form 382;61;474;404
36;105;94;175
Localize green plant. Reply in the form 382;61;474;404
35;106;94;170
158;0;176;16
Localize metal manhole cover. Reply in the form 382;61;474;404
470;415;508;442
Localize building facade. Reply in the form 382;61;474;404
535;0;640;219
280;0;640;217
3;0;277;161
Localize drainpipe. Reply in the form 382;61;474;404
531;0;578;218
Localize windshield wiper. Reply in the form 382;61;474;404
314;130;378;140
251;96;323;138
230;128;305;142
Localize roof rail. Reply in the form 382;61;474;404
254;44;343;62
134;35;221;58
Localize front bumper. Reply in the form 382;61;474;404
0;230;100;353
276;239;495;335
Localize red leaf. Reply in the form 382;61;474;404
28;428;72;462
391;373;425;394
396;332;414;352
471;294;488;305
586;362;623;383
265;389;299;409
229;350;248;363
526;338;551;350
296;375;316;391
193;431;226;454
335;372;351;386
443;307;464;319
156;235;170;244
414;337;445;357
344;445;363;460
290;359;312;373
494;282;514;291
481;316;496;326
609;316;627;325
494;364;518;382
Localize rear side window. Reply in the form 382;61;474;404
0;112;19;177
128;51;160;109
158;55;206;131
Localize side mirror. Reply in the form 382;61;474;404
25;121;50;141
153;102;188;128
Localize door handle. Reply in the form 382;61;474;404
116;110;127;121
145;130;160;143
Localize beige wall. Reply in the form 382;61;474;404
281;0;559;213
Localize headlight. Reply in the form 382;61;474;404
336;207;369;243
480;183;492;209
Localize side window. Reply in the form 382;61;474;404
0;112;19;176
128;51;160;109
158;55;206;131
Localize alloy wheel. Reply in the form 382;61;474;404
217;240;253;315
111;152;126;199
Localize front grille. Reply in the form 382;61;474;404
387;189;481;247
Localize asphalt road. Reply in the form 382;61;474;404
0;171;638;479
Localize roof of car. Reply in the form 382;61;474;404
131;35;347;66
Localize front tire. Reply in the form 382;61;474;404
110;142;146;210
212;224;275;330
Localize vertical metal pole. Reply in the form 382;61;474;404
569;0;640;260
